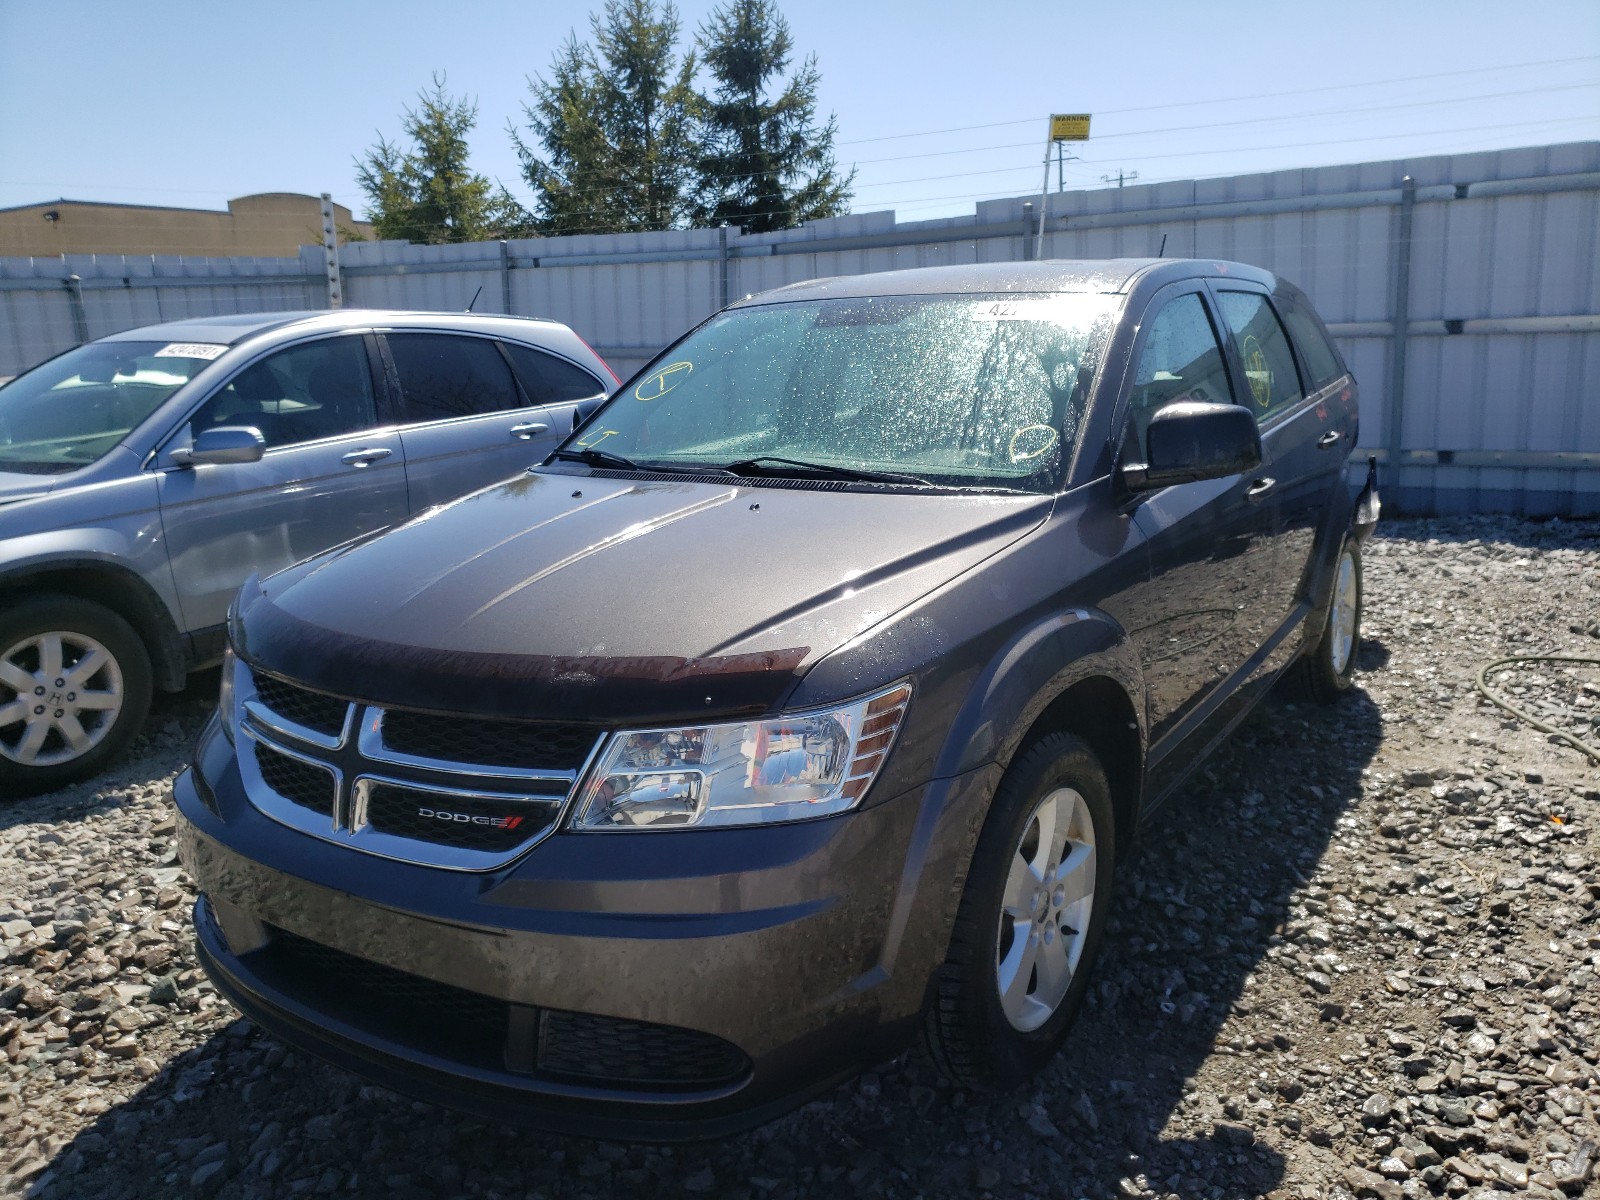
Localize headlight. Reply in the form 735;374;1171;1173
218;647;239;743
573;682;912;830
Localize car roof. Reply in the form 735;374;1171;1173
732;258;1277;305
98;309;578;348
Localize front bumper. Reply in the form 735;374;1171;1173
176;717;996;1139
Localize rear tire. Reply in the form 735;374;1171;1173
1285;539;1362;705
0;595;153;798
923;732;1116;1092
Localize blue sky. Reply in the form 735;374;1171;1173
1;0;1595;228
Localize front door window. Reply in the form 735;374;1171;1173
189;338;375;448
1126;293;1234;453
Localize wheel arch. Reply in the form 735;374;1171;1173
936;608;1147;847
0;561;187;692
1011;677;1144;851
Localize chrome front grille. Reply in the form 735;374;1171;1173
376;709;596;773
249;673;349;743
251;737;339;822
232;662;604;871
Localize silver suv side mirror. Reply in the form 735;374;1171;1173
171;426;266;468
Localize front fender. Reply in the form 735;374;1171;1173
0;513;188;692
935;606;1146;779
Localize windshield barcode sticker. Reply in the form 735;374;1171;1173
154;342;228;360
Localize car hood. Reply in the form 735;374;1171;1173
236;471;1050;724
0;471;55;505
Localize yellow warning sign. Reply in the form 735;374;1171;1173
1050;113;1091;141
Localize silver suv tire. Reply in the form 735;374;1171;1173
0;595;152;798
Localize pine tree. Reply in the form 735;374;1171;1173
692;0;853;232
356;74;527;244
513;1;700;234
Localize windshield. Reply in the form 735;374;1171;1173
0;340;223;473
561;293;1118;492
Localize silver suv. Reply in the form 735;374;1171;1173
0;309;614;794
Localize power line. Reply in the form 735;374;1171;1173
7;69;1598;211
837;54;1600;146
13;111;1591;241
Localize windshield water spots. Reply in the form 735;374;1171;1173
573;294;1116;493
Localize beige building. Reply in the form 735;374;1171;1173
0;193;376;259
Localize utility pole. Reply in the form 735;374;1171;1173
1100;169;1139;189
1039;114;1091;259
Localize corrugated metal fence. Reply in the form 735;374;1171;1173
2;141;1596;514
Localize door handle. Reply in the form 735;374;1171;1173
508;421;550;440
341;447;393;467
1317;430;1342;448
1245;476;1276;500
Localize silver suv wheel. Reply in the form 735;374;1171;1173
0;631;126;767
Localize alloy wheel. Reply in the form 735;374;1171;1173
994;786;1097;1032
0;631;125;767
1329;548;1358;675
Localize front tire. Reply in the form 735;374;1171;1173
1286;538;1362;704
924;731;1116;1092
0;595;153;798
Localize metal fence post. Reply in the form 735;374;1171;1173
718;224;730;311
498;240;512;314
320;193;343;309
64;274;89;345
1385;175;1416;496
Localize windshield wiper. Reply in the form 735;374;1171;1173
551;446;640;471
722;455;934;487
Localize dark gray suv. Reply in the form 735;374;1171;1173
0;310;613;794
175;260;1377;1139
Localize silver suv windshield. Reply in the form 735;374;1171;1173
563;293;1118;492
0;340;221;473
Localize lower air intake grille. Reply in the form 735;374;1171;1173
255;928;505;1068
538;1010;749;1087
249;928;750;1091
254;744;336;819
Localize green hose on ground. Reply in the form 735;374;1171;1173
1474;655;1600;765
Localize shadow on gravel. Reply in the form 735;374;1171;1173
1029;686;1384;1198
34;686;1383;1200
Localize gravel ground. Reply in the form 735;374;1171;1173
2;515;1598;1200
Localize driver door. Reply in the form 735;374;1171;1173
1119;285;1281;786
156;334;409;636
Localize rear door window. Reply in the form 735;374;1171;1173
387;334;520;422
1277;295;1345;390
1214;292;1304;423
504;343;606;406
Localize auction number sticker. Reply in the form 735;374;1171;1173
634;360;692;401
154;342;228;360
968;297;1102;323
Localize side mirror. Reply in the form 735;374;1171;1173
171;425;266;468
1122;401;1261;491
571;395;606;432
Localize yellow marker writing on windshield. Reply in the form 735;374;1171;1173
576;428;620;449
634;360;693;402
1008;424;1059;463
